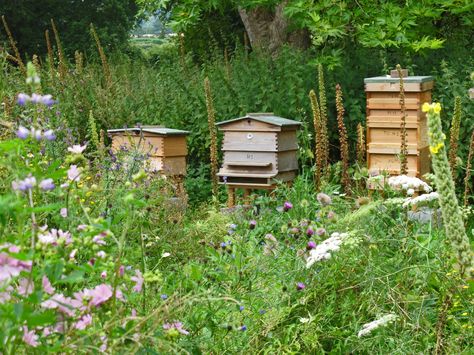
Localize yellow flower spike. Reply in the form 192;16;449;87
422;102;431;112
433;102;442;114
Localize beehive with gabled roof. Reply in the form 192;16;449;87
216;113;301;187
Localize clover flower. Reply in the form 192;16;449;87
357;314;397;337
283;201;293;212
317;192;332;206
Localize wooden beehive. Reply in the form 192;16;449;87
216;113;301;187
365;74;434;177
107;126;189;176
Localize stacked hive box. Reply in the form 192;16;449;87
216;113;301;206
364;75;434;178
107;126;189;176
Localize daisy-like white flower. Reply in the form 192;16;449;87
67;144;87;154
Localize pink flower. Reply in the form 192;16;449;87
74;314;92;330
0;286;13;304
100;271;107;279
41;293;82;316
119;265;125;277
88;284;113;307
67;165;82;182
17;278;34;296
0;252;32;282
77;224;88;231
67;144;87;154
163;321;189;335
22;326;39;347
12;176;36;192
92;233;107;245
39;178;55;191
131;269;144;293
96;251;106;258
60;208;68;218
99;336;108;352
42;276;55;295
69;249;78;260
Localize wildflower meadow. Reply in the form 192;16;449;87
1;2;474;353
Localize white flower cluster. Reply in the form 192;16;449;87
306;232;348;268
388;175;432;193
357;314;397;337
402;192;439;208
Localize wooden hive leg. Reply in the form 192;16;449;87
243;188;252;205
227;187;235;208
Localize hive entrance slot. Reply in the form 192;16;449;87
226;162;272;168
221;176;270;185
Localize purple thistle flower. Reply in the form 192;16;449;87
307;241;316;250
249;220;257;230
306;228;314;237
17;93;30;106
296;282;306;291
316;228;326;236
39;178;55;191
283;201;293;212
16;126;29;139
43;129;56;141
317;193;332;206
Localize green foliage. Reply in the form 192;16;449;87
0;0;138;57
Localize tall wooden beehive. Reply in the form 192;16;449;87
107;126;189;176
216;113;301;187
365;74;434;177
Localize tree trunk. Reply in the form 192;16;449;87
238;1;309;56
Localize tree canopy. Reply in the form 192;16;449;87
0;0;138;58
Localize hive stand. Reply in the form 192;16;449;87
216;113;301;207
107;126;189;192
364;73;434;183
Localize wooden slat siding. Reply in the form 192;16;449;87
277;131;298;151
366;91;431;110
277;150;298;172
368;92;429;99
367;109;424;119
111;135;162;156
365;81;434;92
162;136;187;156
218;119;281;132
368;146;419;155
149;156;187;175
223;131;278;151
367;146;430;177
367;119;428;148
222;151;278;173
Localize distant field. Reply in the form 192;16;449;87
130;37;167;50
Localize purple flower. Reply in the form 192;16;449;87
161;294;168;300
283;201;293;212
30;93;42;104
306;228;314;237
39;178;55;191
307;241;316;250
259;309;266;315
40;94;55;107
249;220;257;230
17;277;34;296
43;129;56;141
239;305;244;311
31;128;42;140
240;325;247;331
17;93;30;106
67;165;82;181
0;250;32;282
16;126;29;139
60;208;68;218
296;282;306;291
12;176;36;192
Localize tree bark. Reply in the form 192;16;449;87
238;1;309;56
